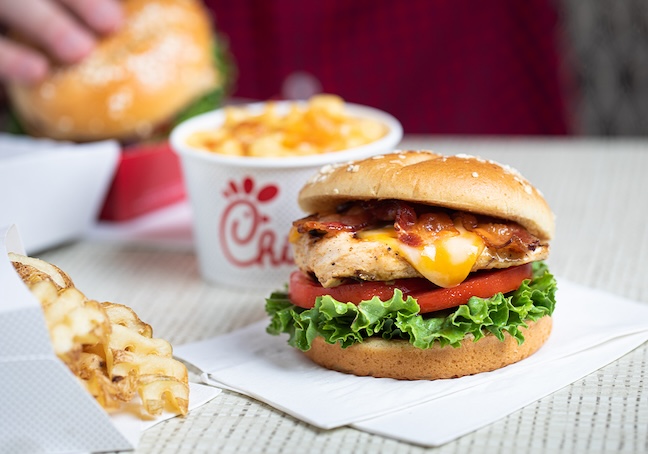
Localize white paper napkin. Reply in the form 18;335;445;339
353;331;648;446
174;279;648;444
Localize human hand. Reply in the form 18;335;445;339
0;0;123;85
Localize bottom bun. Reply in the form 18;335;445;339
302;316;552;380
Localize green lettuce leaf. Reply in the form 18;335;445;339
266;262;557;351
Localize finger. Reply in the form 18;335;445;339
60;0;124;35
0;0;95;64
0;35;48;84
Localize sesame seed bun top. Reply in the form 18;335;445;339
298;150;555;240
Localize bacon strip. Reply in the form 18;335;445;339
293;200;541;254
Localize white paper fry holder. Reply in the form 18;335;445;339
0;225;133;454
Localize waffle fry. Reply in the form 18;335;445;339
109;324;172;357
78;352;137;411
10;253;190;416
137;375;190;416
28;280;110;363
102;302;153;338
9;252;74;290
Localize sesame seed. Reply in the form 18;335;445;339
108;90;133;116
455;153;482;162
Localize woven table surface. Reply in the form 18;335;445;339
41;137;648;453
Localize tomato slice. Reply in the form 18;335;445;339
288;263;533;314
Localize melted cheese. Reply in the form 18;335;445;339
357;226;485;288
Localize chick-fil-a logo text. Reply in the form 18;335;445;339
219;176;293;267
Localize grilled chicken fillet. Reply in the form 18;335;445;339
291;200;549;288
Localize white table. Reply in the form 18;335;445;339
41;137;648;453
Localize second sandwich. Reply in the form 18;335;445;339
266;150;557;380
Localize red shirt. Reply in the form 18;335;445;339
204;0;573;135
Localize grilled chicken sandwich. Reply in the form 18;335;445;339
266;151;557;380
